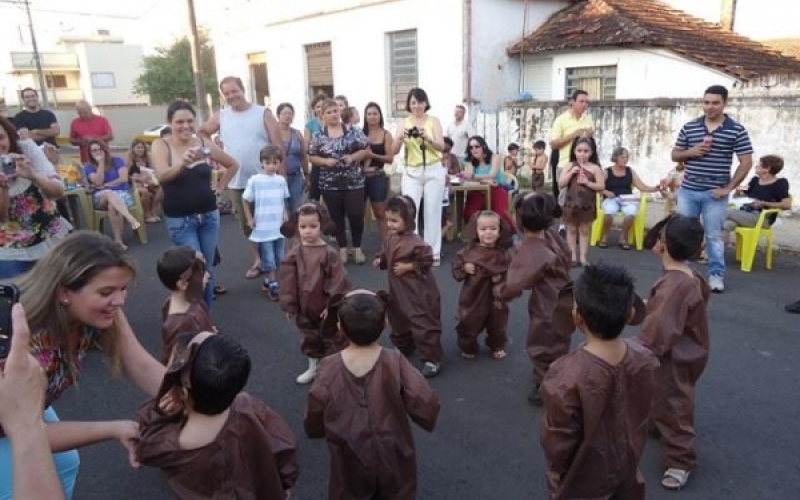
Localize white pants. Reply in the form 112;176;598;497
401;162;445;259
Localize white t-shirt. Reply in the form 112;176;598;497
446;120;473;159
242;173;289;243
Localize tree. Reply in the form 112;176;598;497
133;32;218;107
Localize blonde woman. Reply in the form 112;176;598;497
0;231;167;500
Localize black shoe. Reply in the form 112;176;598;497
785;300;800;314
527;385;543;405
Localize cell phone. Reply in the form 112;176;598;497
0;284;21;360
1;155;15;176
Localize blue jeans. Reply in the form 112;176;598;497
286;173;305;212
258;238;285;276
677;188;727;277
0;407;81;500
164;210;220;306
0;260;35;279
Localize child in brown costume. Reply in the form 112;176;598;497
305;289;440;499
374;195;444;378
495;192;572;403
452;210;513;360
637;214;710;491
156;246;215;364
541;264;657;500
138;332;299;500
558;136;605;267
279;202;351;384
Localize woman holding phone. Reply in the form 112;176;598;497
151;100;239;306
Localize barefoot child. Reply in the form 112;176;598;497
637;214;709;491
137;332;299;499
541;264;657;500
452;210;512;360
374;195;444;377
305;290;440;499
279;202;351;384
531;140;548;191
157;246;214;364
242;145;290;300
495;192;572;403
558;137;604;267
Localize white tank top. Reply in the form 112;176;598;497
219;104;269;189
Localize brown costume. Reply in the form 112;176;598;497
160;299;215;364
452;245;511;355
376;232;443;363
279;244;351;358
305;348;440;500
637;270;711;471
540;340;658;500
562;164;598;224
495;229;571;384
137;393;299;500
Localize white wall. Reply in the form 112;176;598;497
525;48;737;101
471;0;565;112
212;0;464;130
75;43;148;106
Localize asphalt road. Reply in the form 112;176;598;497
56;214;800;499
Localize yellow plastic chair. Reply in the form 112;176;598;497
78;187;148;244
590;192;648;250
733;208;783;272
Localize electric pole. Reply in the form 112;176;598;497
186;0;208;121
23;0;50;108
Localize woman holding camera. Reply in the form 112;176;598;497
152;101;239;306
308;98;370;264
392;87;446;264
0;116;69;279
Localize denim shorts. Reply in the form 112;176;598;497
92;189;134;209
364;171;388;203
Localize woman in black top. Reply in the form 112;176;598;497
151;101;239;306
724;154;790;243
597;147;659;249
362;102;393;243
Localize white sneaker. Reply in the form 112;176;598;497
295;358;319;384
709;275;725;293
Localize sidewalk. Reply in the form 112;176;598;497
642;198;800;254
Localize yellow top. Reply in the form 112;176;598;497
403;115;442;167
551;110;593;166
58;164;81;184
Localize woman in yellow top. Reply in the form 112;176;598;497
392;88;447;265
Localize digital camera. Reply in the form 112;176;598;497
1;155;14;176
405;126;421;139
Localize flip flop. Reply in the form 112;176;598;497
661;468;691;490
597;241;608;248
245;266;262;279
619;242;631;250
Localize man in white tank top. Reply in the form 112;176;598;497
200;76;284;279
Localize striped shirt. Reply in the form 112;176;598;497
675;115;753;191
242;173;289;243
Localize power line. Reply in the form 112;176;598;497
0;0;161;20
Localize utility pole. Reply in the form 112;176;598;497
23;0;50;108
186;0;208;121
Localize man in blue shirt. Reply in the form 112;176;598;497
671;85;753;293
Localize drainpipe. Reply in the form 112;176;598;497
463;0;472;104
720;0;737;31
519;0;529;95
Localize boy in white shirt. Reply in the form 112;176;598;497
243;145;290;300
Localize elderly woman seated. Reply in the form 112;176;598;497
597;147;660;249
723;154;791;244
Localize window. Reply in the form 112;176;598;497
45;74;68;89
91;72;116;89
565;65;616;100
387;29;418;117
306;42;333;104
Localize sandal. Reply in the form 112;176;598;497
245;266;262;279
619;242;631;250
213;285;227;295
661;468;691;490
597;241;608;248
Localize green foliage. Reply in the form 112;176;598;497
133;33;218;106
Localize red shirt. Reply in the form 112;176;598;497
70;114;113;162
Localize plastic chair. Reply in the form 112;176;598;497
590;192;648;250
733;208;783;272
77;187;148;244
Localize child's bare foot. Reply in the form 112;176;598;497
460;352;476;360
491;349;507;360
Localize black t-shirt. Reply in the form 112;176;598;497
743;176;790;224
13;109;59;146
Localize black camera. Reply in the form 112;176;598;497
0;155;14;176
405;126;421;139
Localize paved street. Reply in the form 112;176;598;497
57;214;800;500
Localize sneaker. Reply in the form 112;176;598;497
339;247;349;264
785;300;800;314
708;274;725;293
268;282;279;302
352;248;366;265
420;361;441;378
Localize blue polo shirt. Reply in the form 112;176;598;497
675;115;753;191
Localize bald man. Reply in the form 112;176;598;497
69;100;114;163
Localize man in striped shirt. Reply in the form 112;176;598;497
672;85;753;293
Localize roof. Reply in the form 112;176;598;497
508;0;800;80
761;38;800;60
